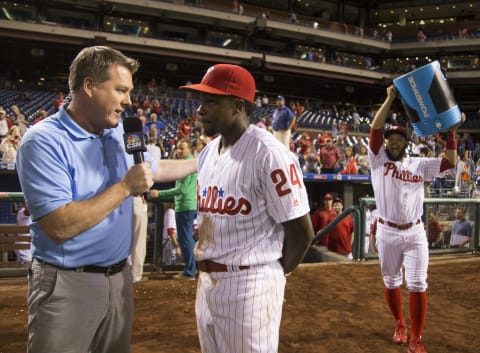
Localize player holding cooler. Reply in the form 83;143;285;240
368;85;458;353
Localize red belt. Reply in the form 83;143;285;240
378;217;421;231
198;260;250;273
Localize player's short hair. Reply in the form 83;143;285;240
68;46;139;96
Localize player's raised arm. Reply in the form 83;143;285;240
281;214;314;274
442;112;464;167
369;85;398;153
371;85;397;130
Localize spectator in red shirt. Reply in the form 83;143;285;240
311;193;336;246
340;121;349;136
232;0;239;13
319;137;342;173
339;146;358;174
417;29;427;42
328;198;354;258
53;92;64;112
177;116;193;139
294;101;304;117
427;211;444;249
298;132;313;157
152;98;162;115
147;78;158;95
31;110;48;125
0;107;13;138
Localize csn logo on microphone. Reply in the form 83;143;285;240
124;133;145;153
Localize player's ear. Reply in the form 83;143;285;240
232;98;245;113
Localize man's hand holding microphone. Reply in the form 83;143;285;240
122;117;153;197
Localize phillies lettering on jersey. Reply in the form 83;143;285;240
384;162;423;183
368;130;442;224
197;185;252;215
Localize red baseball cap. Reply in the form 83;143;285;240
180;64;256;103
384;126;408;140
324;193;334;200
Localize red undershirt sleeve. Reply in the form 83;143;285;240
439;158;454;172
369;128;383;155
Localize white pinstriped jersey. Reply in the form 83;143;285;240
368;144;442;224
195;125;309;266
162;208;176;242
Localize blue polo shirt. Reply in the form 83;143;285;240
16;108;156;268
271;106;295;131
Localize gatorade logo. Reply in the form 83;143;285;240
408;76;429;118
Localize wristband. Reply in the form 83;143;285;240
445;131;457;150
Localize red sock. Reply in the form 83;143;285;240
409;291;427;338
385;287;404;323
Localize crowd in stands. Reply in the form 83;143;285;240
200;0;480;44
1;86;480;199
250;94;480;199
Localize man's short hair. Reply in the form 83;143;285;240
68;46;139;95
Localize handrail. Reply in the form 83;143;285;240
313;205;362;260
358;197;480;259
0;192;25;201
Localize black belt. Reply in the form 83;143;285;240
36;258;127;276
198;260;250;273
378;218;421;231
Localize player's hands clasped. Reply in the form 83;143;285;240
123;162;154;196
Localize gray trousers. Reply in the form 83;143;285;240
28;259;133;353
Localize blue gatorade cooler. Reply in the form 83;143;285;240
393;61;461;137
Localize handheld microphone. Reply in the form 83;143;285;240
123;117;149;199
123;117;146;164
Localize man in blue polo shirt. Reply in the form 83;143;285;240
449;206;473;248
271;95;296;148
17;46;196;353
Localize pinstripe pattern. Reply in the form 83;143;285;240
368;144;442;224
368;143;441;292
376;222;429;292
194;125;309;353
195;125;309;266
196;262;285;353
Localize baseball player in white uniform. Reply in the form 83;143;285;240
181;64;314;353
368;86;458;353
162;202;181;265
15;206;32;265
364;204;377;255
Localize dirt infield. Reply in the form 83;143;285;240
1;255;479;353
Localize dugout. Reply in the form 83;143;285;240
303;173;374;212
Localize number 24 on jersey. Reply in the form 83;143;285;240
270;163;302;197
